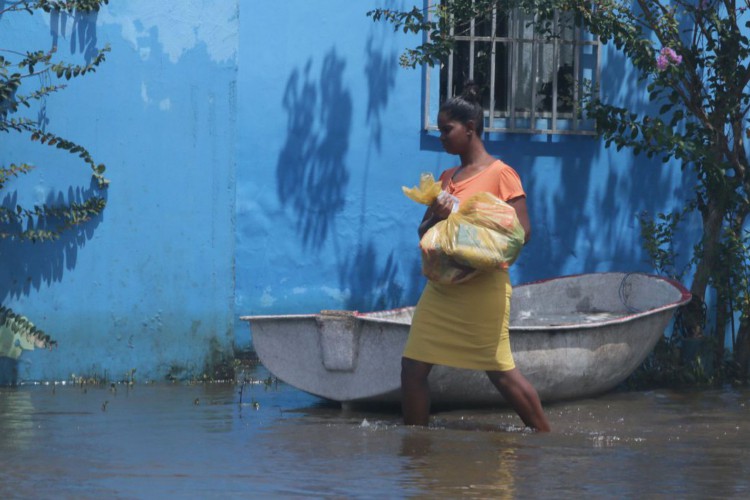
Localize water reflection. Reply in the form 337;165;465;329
0;388;36;450
399;429;519;498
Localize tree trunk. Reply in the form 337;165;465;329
735;318;750;382
682;202;726;338
714;294;727;368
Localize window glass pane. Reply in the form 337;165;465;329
558;43;576;113
513;40;534;113
456;40;471;83
474;8;493;37
560;12;576;41
453;7;472;37
472;41;493;109
493;41;509;114
495;10;509;37
536;43;556;113
515;10;535;40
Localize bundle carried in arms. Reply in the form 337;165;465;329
402;173;526;284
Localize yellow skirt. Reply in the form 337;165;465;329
403;270;515;371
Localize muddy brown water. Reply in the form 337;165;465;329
1;367;748;499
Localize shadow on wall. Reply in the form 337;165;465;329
275;39;422;312
0;181;104;386
0;7;105;379
0;2;99;62
495;45;685;283
0;180;105;305
0;357;18;386
276;48;352;251
337;27;424;312
363;33;397;153
49;7;101;64
1;6;105;299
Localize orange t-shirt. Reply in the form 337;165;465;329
439;159;525;203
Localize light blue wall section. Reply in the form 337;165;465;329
1;1;239;381
234;0;696;349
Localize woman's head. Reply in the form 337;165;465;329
438;81;484;135
437;81;485;155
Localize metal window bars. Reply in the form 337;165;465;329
425;1;600;135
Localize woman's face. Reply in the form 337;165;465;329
437;111;471;155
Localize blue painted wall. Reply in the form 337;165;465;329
1;1;696;381
1;1;239;382
234;1;696;338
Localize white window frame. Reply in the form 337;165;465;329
424;1;601;135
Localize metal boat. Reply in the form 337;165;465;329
241;272;691;405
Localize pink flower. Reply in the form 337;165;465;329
657;47;682;71
656;55;669;71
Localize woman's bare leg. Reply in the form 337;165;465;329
401;357;433;426
486;368;551;432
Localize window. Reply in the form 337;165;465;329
425;2;600;135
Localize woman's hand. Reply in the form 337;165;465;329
418;193;457;239
431;192;457;219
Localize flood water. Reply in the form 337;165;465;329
1;367;749;499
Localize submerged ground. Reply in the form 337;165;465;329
1;365;748;498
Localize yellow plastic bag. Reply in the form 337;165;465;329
402;173;442;205
419;248;481;284
419;192;525;283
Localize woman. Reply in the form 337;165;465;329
402;83;551;432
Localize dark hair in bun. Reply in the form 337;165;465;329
439;80;485;134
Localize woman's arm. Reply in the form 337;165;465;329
507;196;531;244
